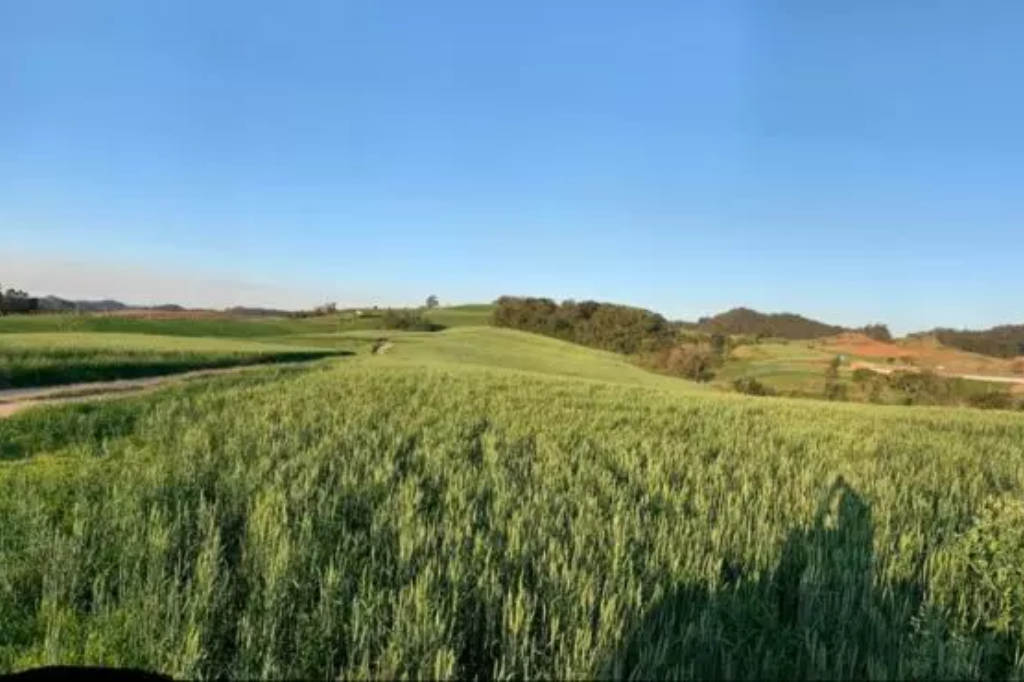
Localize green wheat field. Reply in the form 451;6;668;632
1;324;1023;679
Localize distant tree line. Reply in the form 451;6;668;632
381;309;443;332
0;284;39;315
696;307;895;343
925;326;1024;359
492;296;677;355
859;324;893;342
697;307;845;339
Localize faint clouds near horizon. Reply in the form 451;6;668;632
0;252;381;311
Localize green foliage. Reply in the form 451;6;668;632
698;307;846;340
859;324;893;343
492;297;675;355
380;310;443;332
824;356;846;401
852;368;876;383
732;377;775;396
925;326;1024;359
1;353;1023;678
966;392;1015;411
0;285;37;316
639;346;719;382
709;333;729;357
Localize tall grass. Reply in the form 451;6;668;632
1;359;1023;679
0;334;348;389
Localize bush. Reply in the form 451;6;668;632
381;310;442;332
641;346;718;382
825;382;848;402
852;368;876;383
967;392;1015;411
493;296;676;355
860;324;893;342
733;377;775;396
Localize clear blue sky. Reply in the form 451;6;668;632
2;0;1022;332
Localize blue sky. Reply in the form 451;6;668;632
2;0;1021;332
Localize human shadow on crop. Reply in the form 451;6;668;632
600;478;967;680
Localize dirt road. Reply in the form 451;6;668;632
0;360;324;419
948;373;1024;385
852;361;1024;386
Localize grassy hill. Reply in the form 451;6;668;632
379;327;702;391
424;303;495;328
1;319;1023;678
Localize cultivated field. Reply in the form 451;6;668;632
1;325;1023;679
717;333;1023;403
0;306;492;338
0;333;348;390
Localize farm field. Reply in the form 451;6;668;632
1;325;1023;679
716;334;1024;404
0;305;491;339
0;333;349;390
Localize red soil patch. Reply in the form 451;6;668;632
818;333;907;359
821;333;1018;379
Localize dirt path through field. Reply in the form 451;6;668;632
0;360;327;419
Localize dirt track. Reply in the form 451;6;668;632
851;361;1024;386
0;361;321;419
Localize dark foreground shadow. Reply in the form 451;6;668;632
602;478;930;680
1;667;172;681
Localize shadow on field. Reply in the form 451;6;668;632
0;350;350;391
601;479;938;679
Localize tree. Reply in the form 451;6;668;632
0;284;29;315
860;324;893;343
425;295;439;309
710;333;729;357
824;355;845;401
733;377;774;396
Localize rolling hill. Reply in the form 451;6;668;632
1;316;1023;678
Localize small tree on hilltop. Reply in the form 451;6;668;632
426;295;439;310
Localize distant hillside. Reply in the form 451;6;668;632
697;307;847;340
38;296;130;313
35;298;295;318
225;306;295;317
921;325;1024;359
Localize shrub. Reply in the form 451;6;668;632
733;377;775;396
493;296;675;355
381;310;442;332
852;368;876;383
641;346;718;382
967;392;1014;411
860;324;893;342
